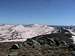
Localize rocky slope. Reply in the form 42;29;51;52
0;24;75;56
7;29;75;56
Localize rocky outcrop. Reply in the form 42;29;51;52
8;29;75;56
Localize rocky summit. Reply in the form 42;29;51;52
7;28;75;56
0;24;75;56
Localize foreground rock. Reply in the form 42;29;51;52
7;30;75;56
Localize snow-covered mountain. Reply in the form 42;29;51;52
0;24;75;43
0;24;56;42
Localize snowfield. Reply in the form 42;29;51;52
0;24;56;42
0;24;75;43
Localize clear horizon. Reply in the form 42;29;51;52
0;0;75;25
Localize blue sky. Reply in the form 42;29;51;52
0;0;75;25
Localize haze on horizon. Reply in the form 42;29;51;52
0;0;75;25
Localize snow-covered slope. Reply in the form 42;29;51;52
0;24;56;42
